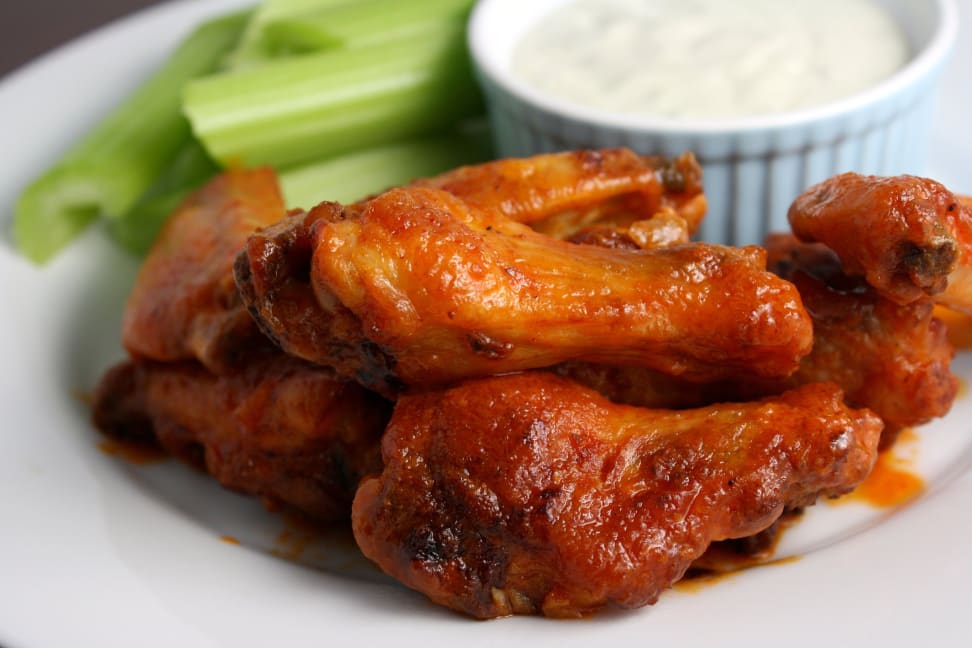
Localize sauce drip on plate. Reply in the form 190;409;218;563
849;449;926;508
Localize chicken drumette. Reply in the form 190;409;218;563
413;148;707;238
353;373;882;619
236;151;812;396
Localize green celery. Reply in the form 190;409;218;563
228;0;350;68
262;0;476;54
105;130;493;257
110;192;187;257
13;10;249;263
110;139;219;255
279;128;494;208
184;26;484;168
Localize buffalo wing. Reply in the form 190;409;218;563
557;234;958;440
352;373;881;618
413;148;706;237
237;182;812;395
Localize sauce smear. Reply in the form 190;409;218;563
849;451;925;508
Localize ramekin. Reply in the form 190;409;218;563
468;0;958;245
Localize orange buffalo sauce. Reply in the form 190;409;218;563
849;451;925;508
220;535;241;545
828;431;924;509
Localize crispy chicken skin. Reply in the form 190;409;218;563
788;173;972;311
237;170;812;395
93;353;389;522
412;149;706;237
122;168;286;373
558;234;958;441
352;373;881;619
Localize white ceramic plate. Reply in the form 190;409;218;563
2;2;971;646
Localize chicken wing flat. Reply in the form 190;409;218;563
412;149;706;237
352;373;881;618
557;233;958;441
122;168;287;373
237;182;812;395
788;173;972;311
93;353;389;522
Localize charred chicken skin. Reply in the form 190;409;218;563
236;152;812;395
788;172;972;313
93;354;389;522
122;168;287;373
352;373;882;619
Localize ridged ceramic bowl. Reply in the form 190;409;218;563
468;0;958;245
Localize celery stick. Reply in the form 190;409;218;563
262;0;476;54
279;128;494;208
228;0;350;68
184;27;484;168
110;139;219;255
13;10;249;263
110;192;187;257
107;130;493;257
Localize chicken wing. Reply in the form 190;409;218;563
122;168;287;373
93;353;390;522
352;373;881;618
788;173;972;312
557;234;958;442
237;182;812;395
412;149;706;237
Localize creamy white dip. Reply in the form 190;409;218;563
512;0;910;120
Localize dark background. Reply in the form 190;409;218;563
0;0;165;77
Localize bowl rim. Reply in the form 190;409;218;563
467;0;959;135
